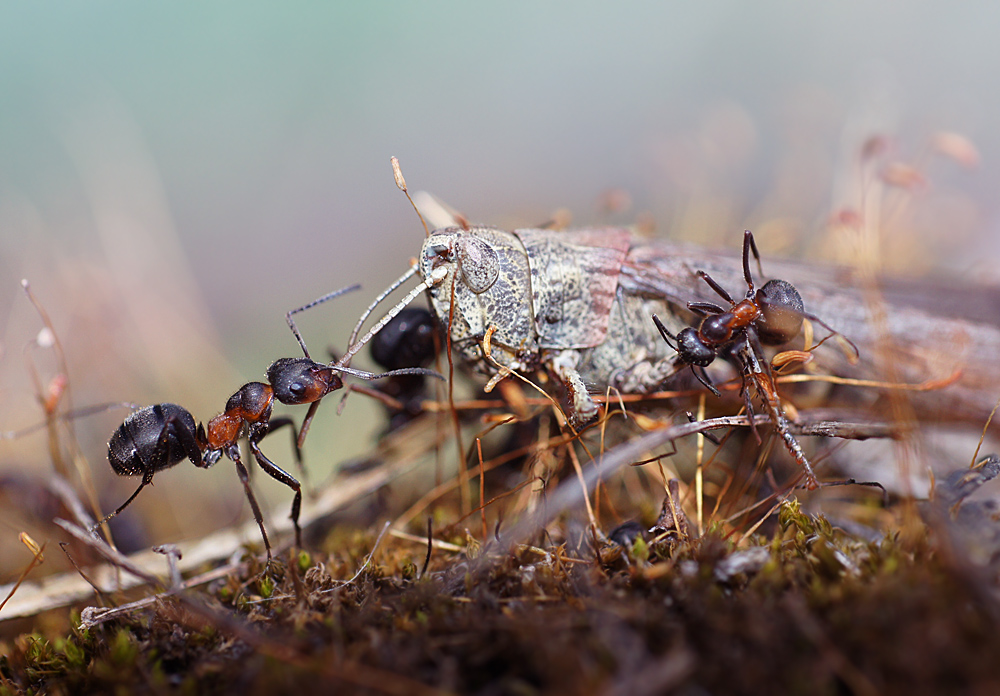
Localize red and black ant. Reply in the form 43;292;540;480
99;380;303;562
98;284;441;560
653;230;858;488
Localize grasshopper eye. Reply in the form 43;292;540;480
458;236;500;293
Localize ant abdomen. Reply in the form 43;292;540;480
107;404;200;477
757;279;805;345
370;307;438;371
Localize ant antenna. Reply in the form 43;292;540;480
392;156;430;238
285;284;360;359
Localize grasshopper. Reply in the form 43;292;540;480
349;182;1000;441
415;225;690;426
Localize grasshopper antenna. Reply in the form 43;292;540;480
337;266;448;368
346;266;418;359
392;156;430;238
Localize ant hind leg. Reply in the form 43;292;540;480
228;448;273;564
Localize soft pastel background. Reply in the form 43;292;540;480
0;3;996;567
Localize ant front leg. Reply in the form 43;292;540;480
687;301;727;316
691;364;721;397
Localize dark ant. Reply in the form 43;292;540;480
369;307;438;372
99;379;303;562
96;284;439;560
368;307;439;430
653;230;859;489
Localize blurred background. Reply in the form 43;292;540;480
0;2;997;572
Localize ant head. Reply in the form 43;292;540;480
757;279;805;346
267;357;342;406
699;315;732;346
676;327;716;367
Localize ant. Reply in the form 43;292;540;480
97;284;440;560
99;379;303;562
368;307;439;429
653;230;858;488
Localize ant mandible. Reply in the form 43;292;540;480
653;230;859;488
99;378;303;562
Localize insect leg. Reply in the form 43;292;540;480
227;446;272;562
800;310;861;359
691;365;721;397
743;230;764;290
91;470;154;533
763;395;819;489
249;440;303;549
550;350;599;427
266;416;305;478
696;270;736;305
688;301;727;316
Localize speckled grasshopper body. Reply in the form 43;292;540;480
416;226;690;425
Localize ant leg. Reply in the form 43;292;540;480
743;230;763;289
817;478;888;505
249;440;303;549
266;416;305;479
227;447;272;562
684;411;722;446
166;413;206;468
741;380;762;444
652;314;678;350
687;301;726;316
800;310;860;359
691;365;721;397
696;270;736;305
296;400;322;449
91;471;154;532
